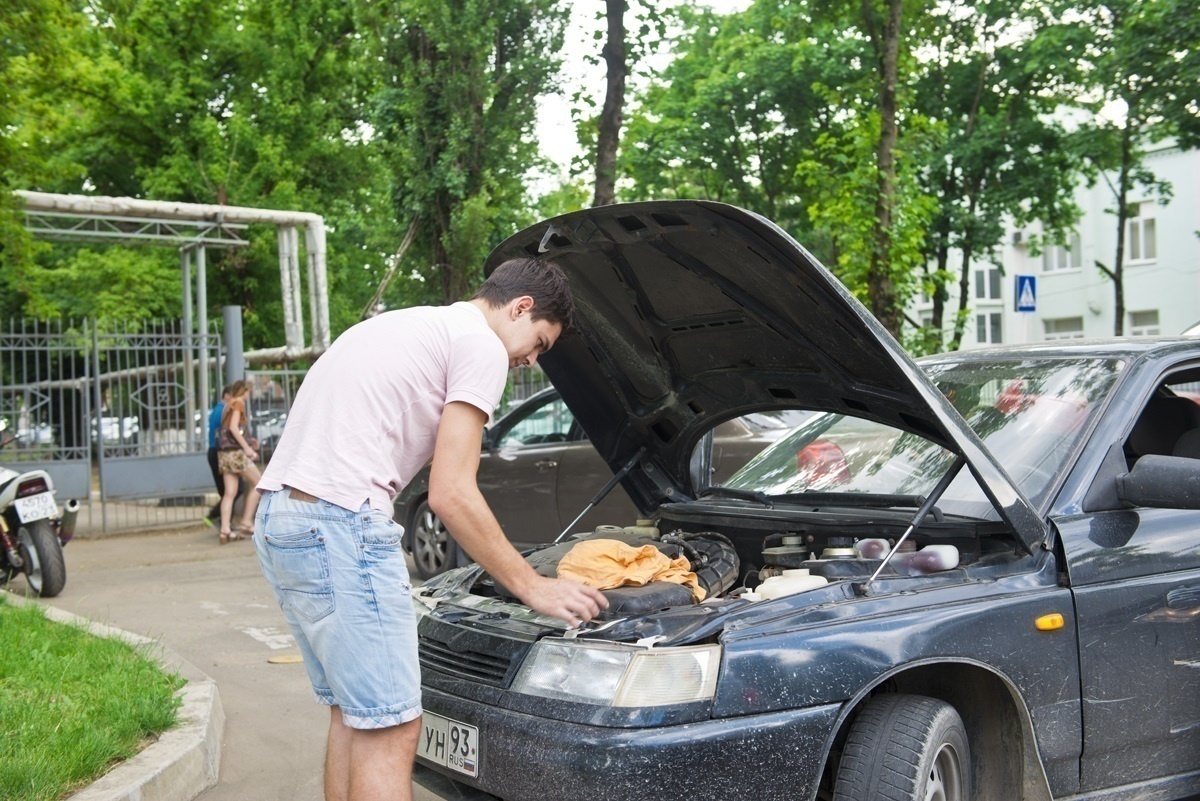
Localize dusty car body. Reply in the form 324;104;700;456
395;386;805;577
410;201;1200;801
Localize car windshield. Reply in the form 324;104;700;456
723;357;1123;514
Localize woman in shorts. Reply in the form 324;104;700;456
217;379;262;543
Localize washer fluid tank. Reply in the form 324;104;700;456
623;519;659;538
757;568;828;600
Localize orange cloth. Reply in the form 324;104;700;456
556;539;706;602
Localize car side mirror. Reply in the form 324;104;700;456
1116;454;1200;510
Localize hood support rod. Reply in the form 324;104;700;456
855;455;966;596
554;447;647;544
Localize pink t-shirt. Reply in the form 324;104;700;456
258;302;508;513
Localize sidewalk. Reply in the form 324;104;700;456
13;524;442;801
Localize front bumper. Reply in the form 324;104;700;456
414;686;841;801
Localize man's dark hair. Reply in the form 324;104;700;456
472;258;576;334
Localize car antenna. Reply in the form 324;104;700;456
854;455;966;597
554;447;647;544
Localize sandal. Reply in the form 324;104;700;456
219;530;233;545
234;522;255;538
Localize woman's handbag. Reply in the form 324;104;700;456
216;424;242;451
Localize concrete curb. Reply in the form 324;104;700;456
3;591;225;801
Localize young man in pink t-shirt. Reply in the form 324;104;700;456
254;258;607;801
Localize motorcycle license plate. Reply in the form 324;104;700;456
15;493;57;524
418;712;479;778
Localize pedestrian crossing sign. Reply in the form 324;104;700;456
1016;275;1037;312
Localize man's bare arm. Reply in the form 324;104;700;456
427;401;608;625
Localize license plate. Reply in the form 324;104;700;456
419;712;479;778
15;493;57;524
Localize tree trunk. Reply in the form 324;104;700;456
866;0;904;337
949;245;973;352
932;243;949;340
1111;118;1133;336
593;0;626;208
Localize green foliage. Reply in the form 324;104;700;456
13;246;179;320
622;3;843;236
1046;0;1200;334
799;116;938;310
0;599;182;801
4;0;1195;351
4;0;397;343
535;178;592;219
364;0;568;308
0;0;78;279
623;0;940;329
911;0;1087;350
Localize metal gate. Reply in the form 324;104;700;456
1;319;223;534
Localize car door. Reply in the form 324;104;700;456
479;393;574;549
1061;366;1200;791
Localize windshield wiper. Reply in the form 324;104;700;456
698;486;774;508
772;492;932;511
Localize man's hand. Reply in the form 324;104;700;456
516;574;608;628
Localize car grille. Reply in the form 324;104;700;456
418;636;515;686
416;615;538;689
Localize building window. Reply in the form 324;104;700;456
1042;231;1082;272
1127;202;1156;262
1044;317;1084;341
974;265;1002;300
976;312;1002;344
1128;310;1160;336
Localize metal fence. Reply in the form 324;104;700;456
0;319;222;534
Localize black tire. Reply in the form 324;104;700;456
408;499;458;580
17;519;67;598
834;693;971;801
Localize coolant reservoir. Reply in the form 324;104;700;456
623;519;660;538
757;568;829;600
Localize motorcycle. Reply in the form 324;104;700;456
0;434;78;597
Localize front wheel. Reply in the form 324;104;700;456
408;499;458;580
16;519;67;598
833;693;971;801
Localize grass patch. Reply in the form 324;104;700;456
0;598;183;801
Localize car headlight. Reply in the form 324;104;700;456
511;641;721;707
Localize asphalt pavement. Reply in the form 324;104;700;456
13;524;441;801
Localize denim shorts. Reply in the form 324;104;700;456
254;489;421;729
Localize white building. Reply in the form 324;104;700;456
913;141;1200;349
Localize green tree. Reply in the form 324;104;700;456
912;0;1085;352
622;3;840;238
0;0;76;303
5;0;395;343
623;1;941;332
363;0;568;308
1057;0;1200;335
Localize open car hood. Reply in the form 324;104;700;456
484;201;1046;551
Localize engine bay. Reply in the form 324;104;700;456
452;505;1028;627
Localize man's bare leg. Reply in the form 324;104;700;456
325;706;422;801
326;707;351;801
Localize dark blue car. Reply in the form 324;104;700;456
411;201;1200;801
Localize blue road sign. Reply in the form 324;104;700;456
1016;275;1037;312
